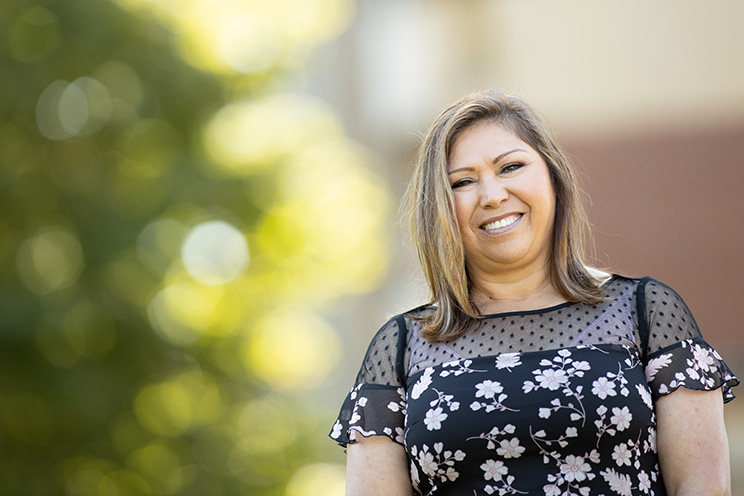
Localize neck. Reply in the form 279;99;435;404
468;264;566;315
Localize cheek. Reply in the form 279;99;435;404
452;194;474;231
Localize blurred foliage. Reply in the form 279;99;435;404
0;0;389;494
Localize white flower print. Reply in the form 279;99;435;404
475;379;504;399
468;424;519;450
496;438;525;459
692;344;715;373
592;376;617;399
635;383;653;410
539;396;587;426
349;410;361;424
411;368;434;400
594;405;618;444
330;420;342;439
495;353;521;370
644;353;672;382
383;426;405;445
439;359;487;377
411;443;465;484
559;455;591;482
610;406;632;431
600;468;633;496
612;443;632;467
645;426;658;453
416;447;438;477
543;483;562;496
424;406;448;431
386;387;407;414
534;368;569;390
638;470;651;493
481;459;508;482
686;365;701;381
409;459;420;488
572;360;591;372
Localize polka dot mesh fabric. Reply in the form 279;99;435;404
351;275;703;386
636;277;701;354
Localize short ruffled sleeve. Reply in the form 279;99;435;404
636;278;739;402
329;314;410;447
645;337;739;402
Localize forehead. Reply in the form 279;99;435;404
448;121;535;168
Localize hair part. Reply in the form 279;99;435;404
402;89;606;343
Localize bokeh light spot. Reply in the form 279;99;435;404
243;308;341;392
216;14;281;74
63;457;128;496
128;441;182;488
97;470;151;496
286;463;346;496
202;95;343;175
93;61;144;122
147;282;221;345
163;464;222;495
255;140;391;296
181;220;249;285
36;78;112;141
232;396;297;455
137;218;188;277
35;300;117;368
9;6;60;63
133;371;225;436
58;83;89;136
16;225;84;295
117;119;181;179
115;0;354;76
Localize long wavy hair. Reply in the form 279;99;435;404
402;89;605;343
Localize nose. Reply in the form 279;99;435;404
478;176;508;208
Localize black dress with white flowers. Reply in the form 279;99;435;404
330;276;739;496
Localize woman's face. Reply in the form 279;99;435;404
447;122;556;280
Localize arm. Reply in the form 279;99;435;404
655;388;731;496
346;434;413;496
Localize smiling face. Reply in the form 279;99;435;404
447;121;556;281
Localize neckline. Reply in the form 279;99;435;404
477;299;575;318
476;273;622;319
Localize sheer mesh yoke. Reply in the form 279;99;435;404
408;277;639;376
634;277;701;354
330;275;739;450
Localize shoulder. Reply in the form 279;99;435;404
366;304;433;347
631;276;690;306
379;304;435;331
365;304;435;353
605;274;684;299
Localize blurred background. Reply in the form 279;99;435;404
1;0;742;494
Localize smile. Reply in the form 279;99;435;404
481;214;522;231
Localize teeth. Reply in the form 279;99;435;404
482;214;520;231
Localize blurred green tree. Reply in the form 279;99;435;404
0;0;386;494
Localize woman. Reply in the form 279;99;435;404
330;89;738;495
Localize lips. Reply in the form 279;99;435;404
480;214;522;231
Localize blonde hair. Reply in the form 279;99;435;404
402;89;604;342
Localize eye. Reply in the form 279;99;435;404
451;178;473;189
500;162;524;174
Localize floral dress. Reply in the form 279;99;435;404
330;276;739;496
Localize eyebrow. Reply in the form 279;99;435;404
447;148;528;175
